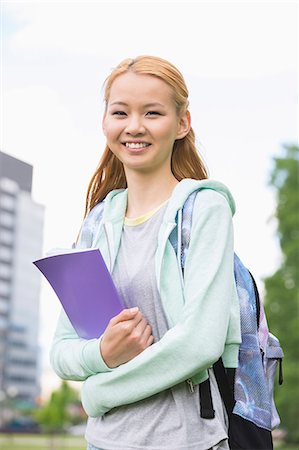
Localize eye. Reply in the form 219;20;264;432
112;111;126;116
146;111;160;116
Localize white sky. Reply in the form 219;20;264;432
1;0;298;398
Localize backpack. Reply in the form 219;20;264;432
169;189;284;450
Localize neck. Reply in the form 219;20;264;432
124;167;179;218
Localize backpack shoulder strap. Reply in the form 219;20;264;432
168;189;199;272
180;190;198;270
169;189;197;277
173;188;237;419
170;188;220;419
248;270;261;331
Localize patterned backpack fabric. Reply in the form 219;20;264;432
169;190;284;449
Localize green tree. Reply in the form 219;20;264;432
35;380;81;433
264;143;299;444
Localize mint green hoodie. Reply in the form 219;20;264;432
50;178;241;417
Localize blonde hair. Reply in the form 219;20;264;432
84;55;208;218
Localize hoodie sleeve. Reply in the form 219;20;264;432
50;310;113;380
81;190;241;416
50;201;113;380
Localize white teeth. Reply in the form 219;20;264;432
125;142;150;149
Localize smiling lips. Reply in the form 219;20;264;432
123;142;151;152
124;142;151;149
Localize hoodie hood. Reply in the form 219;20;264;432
102;178;236;224
163;178;235;220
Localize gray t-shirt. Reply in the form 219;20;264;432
85;202;229;450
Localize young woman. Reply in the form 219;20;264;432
50;55;241;450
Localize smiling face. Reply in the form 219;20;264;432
102;72;190;177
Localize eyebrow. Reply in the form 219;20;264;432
109;101;165;108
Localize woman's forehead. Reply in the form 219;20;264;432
108;72;174;106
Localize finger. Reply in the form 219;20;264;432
129;323;153;349
134;318;150;336
120;313;145;337
140;324;153;343
145;334;155;347
109;307;139;326
130;312;146;329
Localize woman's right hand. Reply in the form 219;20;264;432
100;307;154;368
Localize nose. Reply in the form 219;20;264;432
125;114;145;135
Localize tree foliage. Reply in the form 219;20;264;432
264;144;299;443
35;381;82;433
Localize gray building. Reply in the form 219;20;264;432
0;151;44;407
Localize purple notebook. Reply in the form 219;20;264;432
33;248;123;339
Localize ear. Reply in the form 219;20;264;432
175;110;191;140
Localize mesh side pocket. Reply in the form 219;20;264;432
265;333;284;429
234;334;272;430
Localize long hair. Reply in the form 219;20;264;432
84;55;208;218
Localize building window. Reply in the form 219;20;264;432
0;246;12;262
6;376;33;384
9;340;26;349
0;178;18;195
8;358;36;367
0;229;13;245
0;299;8;314
0;280;10;296
0;194;15;211
0;316;7;329
0;211;14;228
0;263;12;279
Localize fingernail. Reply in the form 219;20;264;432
130;307;139;313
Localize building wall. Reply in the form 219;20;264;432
0;152;44;404
0;177;17;394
